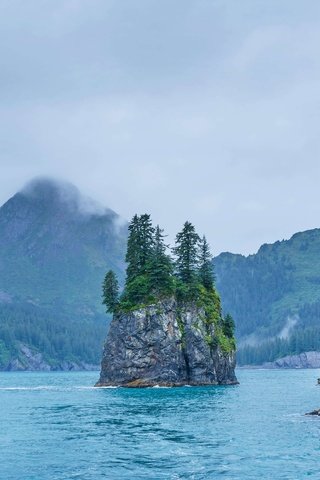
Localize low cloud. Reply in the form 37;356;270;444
278;315;299;340
22;176;114;217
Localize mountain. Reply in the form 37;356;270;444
214;229;320;365
0;178;128;369
3;178;320;369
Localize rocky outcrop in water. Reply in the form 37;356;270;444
96;299;237;387
306;409;320;416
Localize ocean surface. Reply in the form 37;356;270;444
1;369;319;480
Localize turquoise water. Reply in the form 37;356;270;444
1;370;320;479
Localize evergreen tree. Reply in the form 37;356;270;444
102;270;120;313
147;225;174;296
174;221;200;284
125;214;155;282
223;313;235;338
125;214;140;283
122;214;155;306
198;235;215;290
139;214;156;269
119;214;227;316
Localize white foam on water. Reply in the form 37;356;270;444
0;385;100;391
95;385;119;389
0;386;57;391
74;386;96;390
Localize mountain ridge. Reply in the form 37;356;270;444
0;177;128;369
214;228;320;364
2;177;320;368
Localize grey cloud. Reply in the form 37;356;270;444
1;0;320;254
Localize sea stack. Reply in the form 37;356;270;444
96;298;237;387
96;214;238;387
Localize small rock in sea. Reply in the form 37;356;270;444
305;409;320;416
317;378;320;385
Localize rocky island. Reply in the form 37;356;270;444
96;215;237;387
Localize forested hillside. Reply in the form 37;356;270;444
0;302;106;368
215;229;320;364
3;178;320;368
0;178;127;369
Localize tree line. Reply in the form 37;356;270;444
237;326;320;365
0;303;106;368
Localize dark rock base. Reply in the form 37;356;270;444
306;409;320;416
96;300;238;388
95;379;239;388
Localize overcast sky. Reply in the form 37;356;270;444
1;0;320;255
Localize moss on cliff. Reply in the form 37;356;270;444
102;213;236;356
196;285;236;353
96;298;238;387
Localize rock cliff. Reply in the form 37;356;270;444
262;351;320;369
96;299;237;387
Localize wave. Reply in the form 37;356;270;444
96;385;119;389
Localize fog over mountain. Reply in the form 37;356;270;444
0;178;127;369
0;177;128;306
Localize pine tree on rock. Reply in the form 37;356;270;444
174;221;200;285
125;214;155;282
123;214;155;305
198;235;215;290
102;270;120;313
125;214;140;283
147;225;174;296
139;214;155;270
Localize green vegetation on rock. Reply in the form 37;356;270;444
102;214;236;353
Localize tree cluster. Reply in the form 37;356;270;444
103;215;213;309
102;214;235;342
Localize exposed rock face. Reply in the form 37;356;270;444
262;351;320;369
3;344;99;371
96;299;237;387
